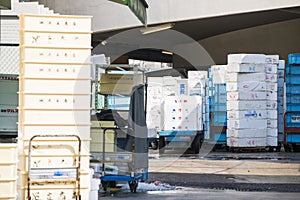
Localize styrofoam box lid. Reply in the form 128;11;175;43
228;54;266;64
278;60;285;70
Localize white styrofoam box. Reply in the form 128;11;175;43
176;79;189;95
188;79;206;96
226;63;265;73
162;85;177;96
20;110;90;125
267;110;278;119
266;91;277;101
267;128;278;137
277;78;284;87
227;91;267;100
267;137;278;146
188;71;208;80
21;79;91;94
212;65;227;84
146;105;162;129
227;100;267;111
0;180;17;199
266;55;279;64
19;188;89;200
147;86;163;98
227;137;267;147
265;73;277;83
23;63;91;79
22;94;90;109
22;32;91;48
266;82;278;91
0;144;17;163
277;69;284;79
19;125;90;140
228;54;266;64
226;82;266;92
267;119;278;128
227;128;266;138
22;48;91;64
0;19;20;44
278;60;285;70
163;76;181;86
227;110;267;120
266;101;278;110
265;64;278;74
0;164;17;180
227;119;267;129
0;46;19;75
20;14;92;32
147;77;164;85
226;72;265;82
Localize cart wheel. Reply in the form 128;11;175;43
151;140;158;150
128;181;138;193
191;134;201;154
158;136;166;154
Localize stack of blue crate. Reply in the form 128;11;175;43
285;53;300;143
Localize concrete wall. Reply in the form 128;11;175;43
35;0;300;32
199;18;300;64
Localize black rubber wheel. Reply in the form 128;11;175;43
150;140;158;150
191;134;201;154
128;181;138;193
158;136;166;154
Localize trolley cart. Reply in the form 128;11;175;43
284;111;300;152
27;135;82;200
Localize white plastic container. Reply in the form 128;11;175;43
21;79;91;94
20;14;92;33
20;110;90;125
23;63;91;79
0;144;17;163
22;94;91;110
227;63;265;73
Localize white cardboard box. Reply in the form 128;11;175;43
212;65;227;84
227;63;265;73
227;119;267;129
227;100;267;110
226;82;266;92
227;128;266;138
227;54;266;64
227;91;267;100
227;137;267;147
227;110;267;120
226;72;265;82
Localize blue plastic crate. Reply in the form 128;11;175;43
212;111;227;126
286;113;300;127
288;54;300;65
212;132;227;143
214;84;226;94
212;103;227;112
286;76;300;85
286;94;300;104
286;65;300;75
287;133;300;143
213;94;227;104
286;85;300;94
286;103;300;112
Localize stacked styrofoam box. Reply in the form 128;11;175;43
188;71;208;138
277;60;285;143
285;54;300;143
18;14;92;200
0;144;18;200
226;54;268;147
265;55;279;147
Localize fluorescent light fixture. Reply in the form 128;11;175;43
162;50;173;55
140;23;174;35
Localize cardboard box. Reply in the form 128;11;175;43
226;82;266;92
226;72;265;82
266;55;279;64
227;54;266;64
265;64;278;74
212;65;227;84
227;137;267;147
227;100;267;110
227;128;266;138
228;119;267;129
227;110;267;120
227;63;265;73
227;91;267;100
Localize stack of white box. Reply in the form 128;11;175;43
277;60;285;144
18;14;92;200
226;54;268;147
265;55;279;147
